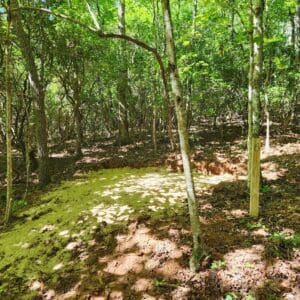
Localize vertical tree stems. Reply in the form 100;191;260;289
4;6;13;225
117;0;130;145
161;0;204;272
10;0;50;186
247;0;254;189
249;0;264;217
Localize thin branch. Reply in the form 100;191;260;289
13;6;170;102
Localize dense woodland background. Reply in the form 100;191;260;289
0;0;299;299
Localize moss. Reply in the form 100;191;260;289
0;167;207;298
255;280;281;300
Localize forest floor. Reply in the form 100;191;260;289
0;124;299;300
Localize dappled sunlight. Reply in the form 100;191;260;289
53;263;64;271
104;253;145;276
98;222;192;287
91;203;133;224
262;161;288;180
59;230;69;237
251;228;270;237
218;245;265;294
1;163;299;298
223;208;248;218
132;278;153;293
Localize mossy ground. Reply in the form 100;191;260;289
0;167;210;299
0;129;299;299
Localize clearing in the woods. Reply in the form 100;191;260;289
0;128;299;300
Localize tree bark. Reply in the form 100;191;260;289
264;94;270;152
249;0;264;218
10;0;49;186
161;0;204;272
4;8;13;225
72;75;83;157
192;0;198;35
296;0;300;65
247;0;254;189
117;0;130;145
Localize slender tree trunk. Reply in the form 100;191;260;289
231;0;235;41
249;0;264;218
264;0;271;153
152;0;175;150
293;1;300;127
152;106;157;153
117;0;130;145
192;0;198;35
161;0;204;272
10;0;49;186
264;94;270;152
247;0;254;189
4;9;13;225
296;0;300;65
73;77;83;157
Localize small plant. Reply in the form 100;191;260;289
265;232;300;259
225;292;238;300
211;260;226;270
246;221;264;230
245;294;254;300
260;184;271;193
12;199;28;212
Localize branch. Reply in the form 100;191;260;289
13;6;170;102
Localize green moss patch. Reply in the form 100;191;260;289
0;167;208;298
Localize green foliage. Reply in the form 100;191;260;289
225;292;238;300
265;232;300;259
255;280;281;300
210;260;226;270
0;168;204;298
246;221;265;230
260;184;271;193
12;199;28;212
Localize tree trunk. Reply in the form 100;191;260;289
264;94;270;152
249;0;264;218
73;77;83;157
293;1;300;128
247;0;254;189
152;0;175;150
10;0;49;186
161;0;204;272
152;106;157;153
4;10;13;225
192;0;198;35
264;1;271;153
117;0;130;145
296;0;300;65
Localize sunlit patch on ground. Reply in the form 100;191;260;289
0;163;299;299
218;245;265;294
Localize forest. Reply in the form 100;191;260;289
0;0;299;299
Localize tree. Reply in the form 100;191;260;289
249;0;264;217
296;0;300;65
248;0;254;187
161;0;204;272
4;2;13;225
10;0;50;186
117;0;130;145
